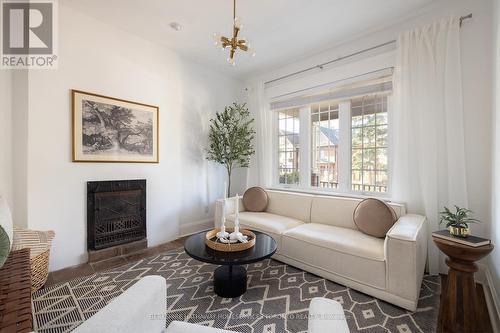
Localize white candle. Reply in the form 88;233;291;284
235;194;240;232
223;181;227;199
221;199;226;230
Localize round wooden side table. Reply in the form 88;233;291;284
432;235;494;333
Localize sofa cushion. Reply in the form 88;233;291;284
281;224;386;289
282;223;385;261
310;195;406;229
243;187;268;212
226;212;303;253
353;198;397;238
266;190;313;222
226;212;303;235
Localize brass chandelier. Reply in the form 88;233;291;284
213;0;255;66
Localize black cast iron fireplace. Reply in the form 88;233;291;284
87;179;146;250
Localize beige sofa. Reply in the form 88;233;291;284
216;190;427;311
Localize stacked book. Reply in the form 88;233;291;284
432;230;491;247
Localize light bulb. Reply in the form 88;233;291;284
247;47;256;57
227;57;235;66
213;33;221;48
234;17;242;29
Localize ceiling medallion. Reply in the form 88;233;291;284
213;0;255;66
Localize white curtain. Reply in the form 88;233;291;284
246;81;273;188
392;17;468;274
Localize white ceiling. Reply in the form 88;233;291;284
65;0;437;79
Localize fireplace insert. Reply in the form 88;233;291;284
87;180;146;250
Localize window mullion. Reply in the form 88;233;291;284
299;106;311;188
338;101;351;191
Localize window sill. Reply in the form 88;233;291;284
268;185;393;202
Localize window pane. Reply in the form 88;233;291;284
376;171;388;187
363;127;376;148
277;108;300;185
363;113;376;126
376;112;388;125
376;125;388;147
363;171;375;186
363;148;376;170
311;101;339;189
352;149;363;169
352;128;363;148
351;94;389;193
279;136;286;151
279;118;287;133
376;148;388;171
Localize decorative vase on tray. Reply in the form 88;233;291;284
216;182;248;244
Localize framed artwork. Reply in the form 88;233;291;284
72;90;159;163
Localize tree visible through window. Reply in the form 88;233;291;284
351;95;388;193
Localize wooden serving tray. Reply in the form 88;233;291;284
205;229;256;252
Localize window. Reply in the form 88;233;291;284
311;102;339;189
272;75;392;195
278;108;300;185
351;96;388;193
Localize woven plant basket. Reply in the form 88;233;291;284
30;249;50;292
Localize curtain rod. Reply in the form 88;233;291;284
264;13;472;86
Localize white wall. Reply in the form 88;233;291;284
247;0;494;239
0;70;12;207
490;0;500;315
22;3;243;271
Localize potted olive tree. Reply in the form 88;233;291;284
206;103;255;197
439;206;481;238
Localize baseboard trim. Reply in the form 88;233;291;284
477;264;500;333
179;219;213;237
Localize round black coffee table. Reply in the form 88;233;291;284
184;230;277;298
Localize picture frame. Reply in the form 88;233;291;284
72;90;159;163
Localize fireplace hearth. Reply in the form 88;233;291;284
87;180;146;251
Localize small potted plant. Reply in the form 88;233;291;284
439;206;481;238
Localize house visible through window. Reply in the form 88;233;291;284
311;102;339;189
273;74;392;195
278;108;300;185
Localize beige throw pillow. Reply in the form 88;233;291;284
242;187;269;212
353;198;397;238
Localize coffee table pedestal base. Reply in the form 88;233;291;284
214;265;247;298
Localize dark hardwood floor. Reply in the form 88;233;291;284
45;236;188;288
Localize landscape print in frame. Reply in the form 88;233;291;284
72;90;159;163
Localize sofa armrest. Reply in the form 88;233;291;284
308;298;349;333
214;197;245;228
73;275;166;333
384;214;428;310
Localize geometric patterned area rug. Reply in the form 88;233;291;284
32;247;440;333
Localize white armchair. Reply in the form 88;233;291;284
73;275;167;333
